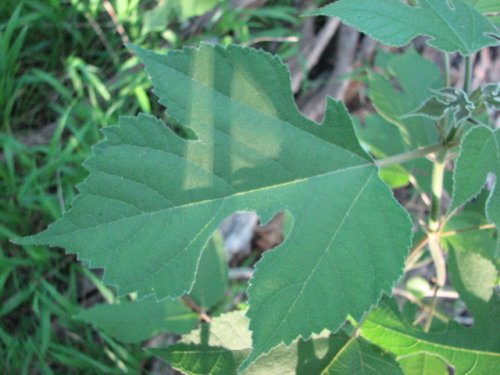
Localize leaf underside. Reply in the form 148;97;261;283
18;44;412;365
308;0;499;55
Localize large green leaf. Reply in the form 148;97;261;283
76;296;198;343
16;44;412;364
152;311;403;374
362;301;500;374
307;0;499;55
450;126;500;257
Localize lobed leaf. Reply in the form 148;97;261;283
17;44;412;365
307;0;499;55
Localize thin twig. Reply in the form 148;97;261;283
288;17;340;92
375;142;455;169
102;0;130;45
440;223;495;238
83;12;120;65
404;236;429;271
300;24;359;121
245;36;299;45
393;289;449;324
423;286;440;332
182;296;211;323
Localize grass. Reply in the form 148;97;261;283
0;0;302;372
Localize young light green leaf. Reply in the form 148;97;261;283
307;0;499;55
407;88;476;123
152;311;403;375
362;301;500;374
451;126;500;257
483;83;500;109
17;44;412;365
189;230;228;310
76;296;198;343
397;352;451;375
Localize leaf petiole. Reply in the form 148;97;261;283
374;142;457;168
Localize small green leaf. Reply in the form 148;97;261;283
451;126;500;257
307;0;499;55
483;83;500;109
410;97;450;120
152;311;403;374
189;230;228;310
398;352;451;375
76;296;198;343
362;301;500;374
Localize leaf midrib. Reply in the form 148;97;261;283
36;162;373;239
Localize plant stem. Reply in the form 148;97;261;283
374;142;455;168
424;286;440;332
463;55;473;94
443;52;451;88
428;150;447;289
428;151;446;232
182;296;211;323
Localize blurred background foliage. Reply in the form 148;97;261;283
0;0;312;372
